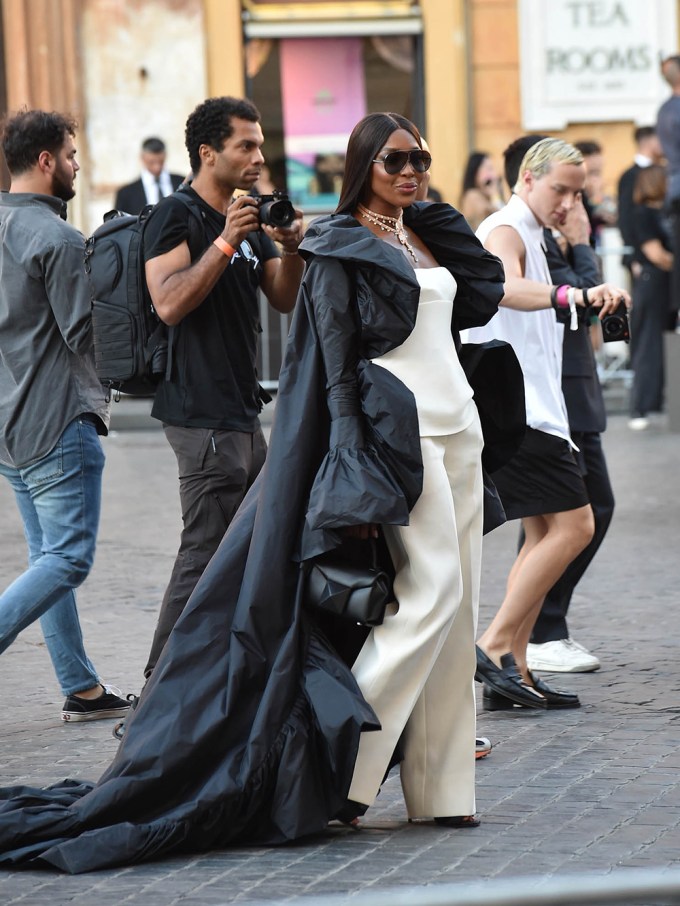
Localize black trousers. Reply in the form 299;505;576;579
529;431;615;644
144;424;267;677
629;265;671;417
669;199;680;319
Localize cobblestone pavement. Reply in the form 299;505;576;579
1;412;680;904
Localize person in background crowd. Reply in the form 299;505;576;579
464;138;630;712
502;135;614;678
459;151;503;232
657;55;680;313
617;126;664;274
0;109;129;722
628;165;675;431
573;140;617;241
114;136;185;214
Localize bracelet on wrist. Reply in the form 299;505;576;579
582;286;590;306
550;285;559;309
566;286;578;331
555;284;571;309
281;248;300;257
213;236;236;258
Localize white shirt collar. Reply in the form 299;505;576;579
141;168;172;202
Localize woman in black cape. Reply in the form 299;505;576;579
0;114;504;872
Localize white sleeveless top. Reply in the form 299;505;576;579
464;194;573;446
371;267;476;436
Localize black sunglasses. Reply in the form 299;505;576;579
372;149;432;175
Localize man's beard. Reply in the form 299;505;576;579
51;164;76;202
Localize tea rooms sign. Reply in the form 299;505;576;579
519;0;678;128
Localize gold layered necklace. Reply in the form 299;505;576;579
357;203;418;265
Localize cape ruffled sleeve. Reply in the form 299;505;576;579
404;202;505;330
301;256;412;531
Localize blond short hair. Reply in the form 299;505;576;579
514;138;584;193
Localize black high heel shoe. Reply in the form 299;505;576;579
434;815;480;828
334;799;368;825
475;646;547;709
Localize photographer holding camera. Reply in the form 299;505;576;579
465;138;630;712
139;96;304;684
500;135;623;679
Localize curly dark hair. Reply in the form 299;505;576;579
1;109;77;176
185;97;261;174
335;112;421;215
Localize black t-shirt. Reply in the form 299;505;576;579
632;204;672;270
144;187;279;430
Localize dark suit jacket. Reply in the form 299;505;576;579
114;173;184;215
617;163;641;270
543;229;606;434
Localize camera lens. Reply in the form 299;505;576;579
601;302;630;343
259;196;295;228
603;317;623;336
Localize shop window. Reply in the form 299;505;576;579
247;35;419;212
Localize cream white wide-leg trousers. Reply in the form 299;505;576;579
348;414;484;817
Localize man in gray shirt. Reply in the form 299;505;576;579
0;109;130;721
657;55;680;314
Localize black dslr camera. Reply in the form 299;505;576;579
258;191;296;229
601;300;630;343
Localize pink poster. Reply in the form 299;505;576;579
279;37;367;209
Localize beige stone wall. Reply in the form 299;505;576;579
82;0;208;232
4;0;679;227
419;0;467;206
467;0;668;203
1;0;208;233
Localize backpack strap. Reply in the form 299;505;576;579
154;187;210;381
170;186;210;261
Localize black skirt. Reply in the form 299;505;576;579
491;427;589;519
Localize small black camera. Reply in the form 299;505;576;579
601;300;630;343
258;191;296;229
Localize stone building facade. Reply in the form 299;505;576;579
2;0;678;233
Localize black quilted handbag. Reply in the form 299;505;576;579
304;538;392;627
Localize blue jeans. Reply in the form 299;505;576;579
0;417;104;695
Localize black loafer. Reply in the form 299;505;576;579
483;679;580;711
475;646;547;709
530;673;581;709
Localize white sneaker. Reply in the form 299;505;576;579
526;639;601;673
628;417;649;431
475;737;492;760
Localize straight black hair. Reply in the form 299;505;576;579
460;151;489;195
335;112;421;215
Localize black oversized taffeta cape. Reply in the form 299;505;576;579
0;203;505;872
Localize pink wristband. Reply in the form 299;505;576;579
556;284;570;308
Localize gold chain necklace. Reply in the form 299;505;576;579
357;204;418;265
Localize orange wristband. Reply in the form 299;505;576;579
213;236;236;257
